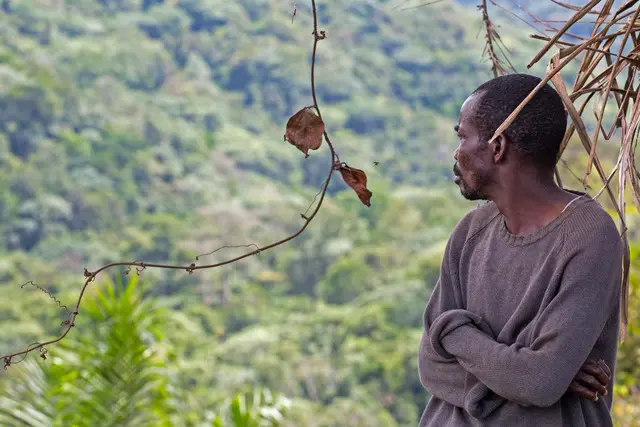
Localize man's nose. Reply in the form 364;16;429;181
453;148;459;161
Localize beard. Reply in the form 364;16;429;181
453;162;489;201
459;181;488;201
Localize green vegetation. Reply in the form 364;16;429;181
0;276;292;426
0;0;637;426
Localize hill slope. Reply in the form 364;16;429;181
0;0;548;258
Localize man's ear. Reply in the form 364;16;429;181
490;133;508;164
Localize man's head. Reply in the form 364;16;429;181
452;73;567;201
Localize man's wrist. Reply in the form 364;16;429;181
430;309;488;359
440;324;474;356
429;310;482;360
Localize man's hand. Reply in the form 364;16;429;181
568;358;611;401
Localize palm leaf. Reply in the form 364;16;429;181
0;275;190;426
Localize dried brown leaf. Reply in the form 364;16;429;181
285;107;325;156
339;164;372;207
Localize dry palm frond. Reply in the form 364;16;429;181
486;0;640;342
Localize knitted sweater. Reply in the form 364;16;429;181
418;193;622;426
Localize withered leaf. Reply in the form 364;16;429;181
339;164;372;207
285;107;324;156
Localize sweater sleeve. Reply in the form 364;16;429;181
418;231;506;417
432;227;623;408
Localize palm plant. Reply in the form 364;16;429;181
210;388;291;427
0;274;190;426
0;274;290;427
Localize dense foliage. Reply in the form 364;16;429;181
0;0;638;426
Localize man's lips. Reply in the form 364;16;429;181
453;162;460;178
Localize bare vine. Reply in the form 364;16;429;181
20;281;70;321
1;0;372;366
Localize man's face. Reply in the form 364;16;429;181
453;94;493;201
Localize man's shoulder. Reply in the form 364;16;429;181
564;198;621;247
450;201;500;244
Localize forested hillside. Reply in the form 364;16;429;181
0;0;638;426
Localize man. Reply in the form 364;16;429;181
417;73;623;426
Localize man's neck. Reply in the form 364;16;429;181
490;174;577;236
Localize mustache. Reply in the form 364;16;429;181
453;162;461;177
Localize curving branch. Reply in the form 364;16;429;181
2;0;372;367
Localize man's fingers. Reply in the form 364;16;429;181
585;357;612;379
575;371;608;396
581;364;610;387
597;359;612;378
568;380;598;401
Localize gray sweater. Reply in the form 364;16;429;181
418;194;623;426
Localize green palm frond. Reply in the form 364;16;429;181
0;274;189;427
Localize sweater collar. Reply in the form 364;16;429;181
497;190;590;246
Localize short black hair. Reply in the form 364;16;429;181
471;73;567;170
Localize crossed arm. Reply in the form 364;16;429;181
418;236;508;418
419;232;620;413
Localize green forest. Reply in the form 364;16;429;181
0;0;638;425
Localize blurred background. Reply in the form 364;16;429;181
0;0;638;425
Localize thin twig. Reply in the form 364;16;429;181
398;0;447;11
508;0;587;40
488;0;547;36
1;0;342;364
